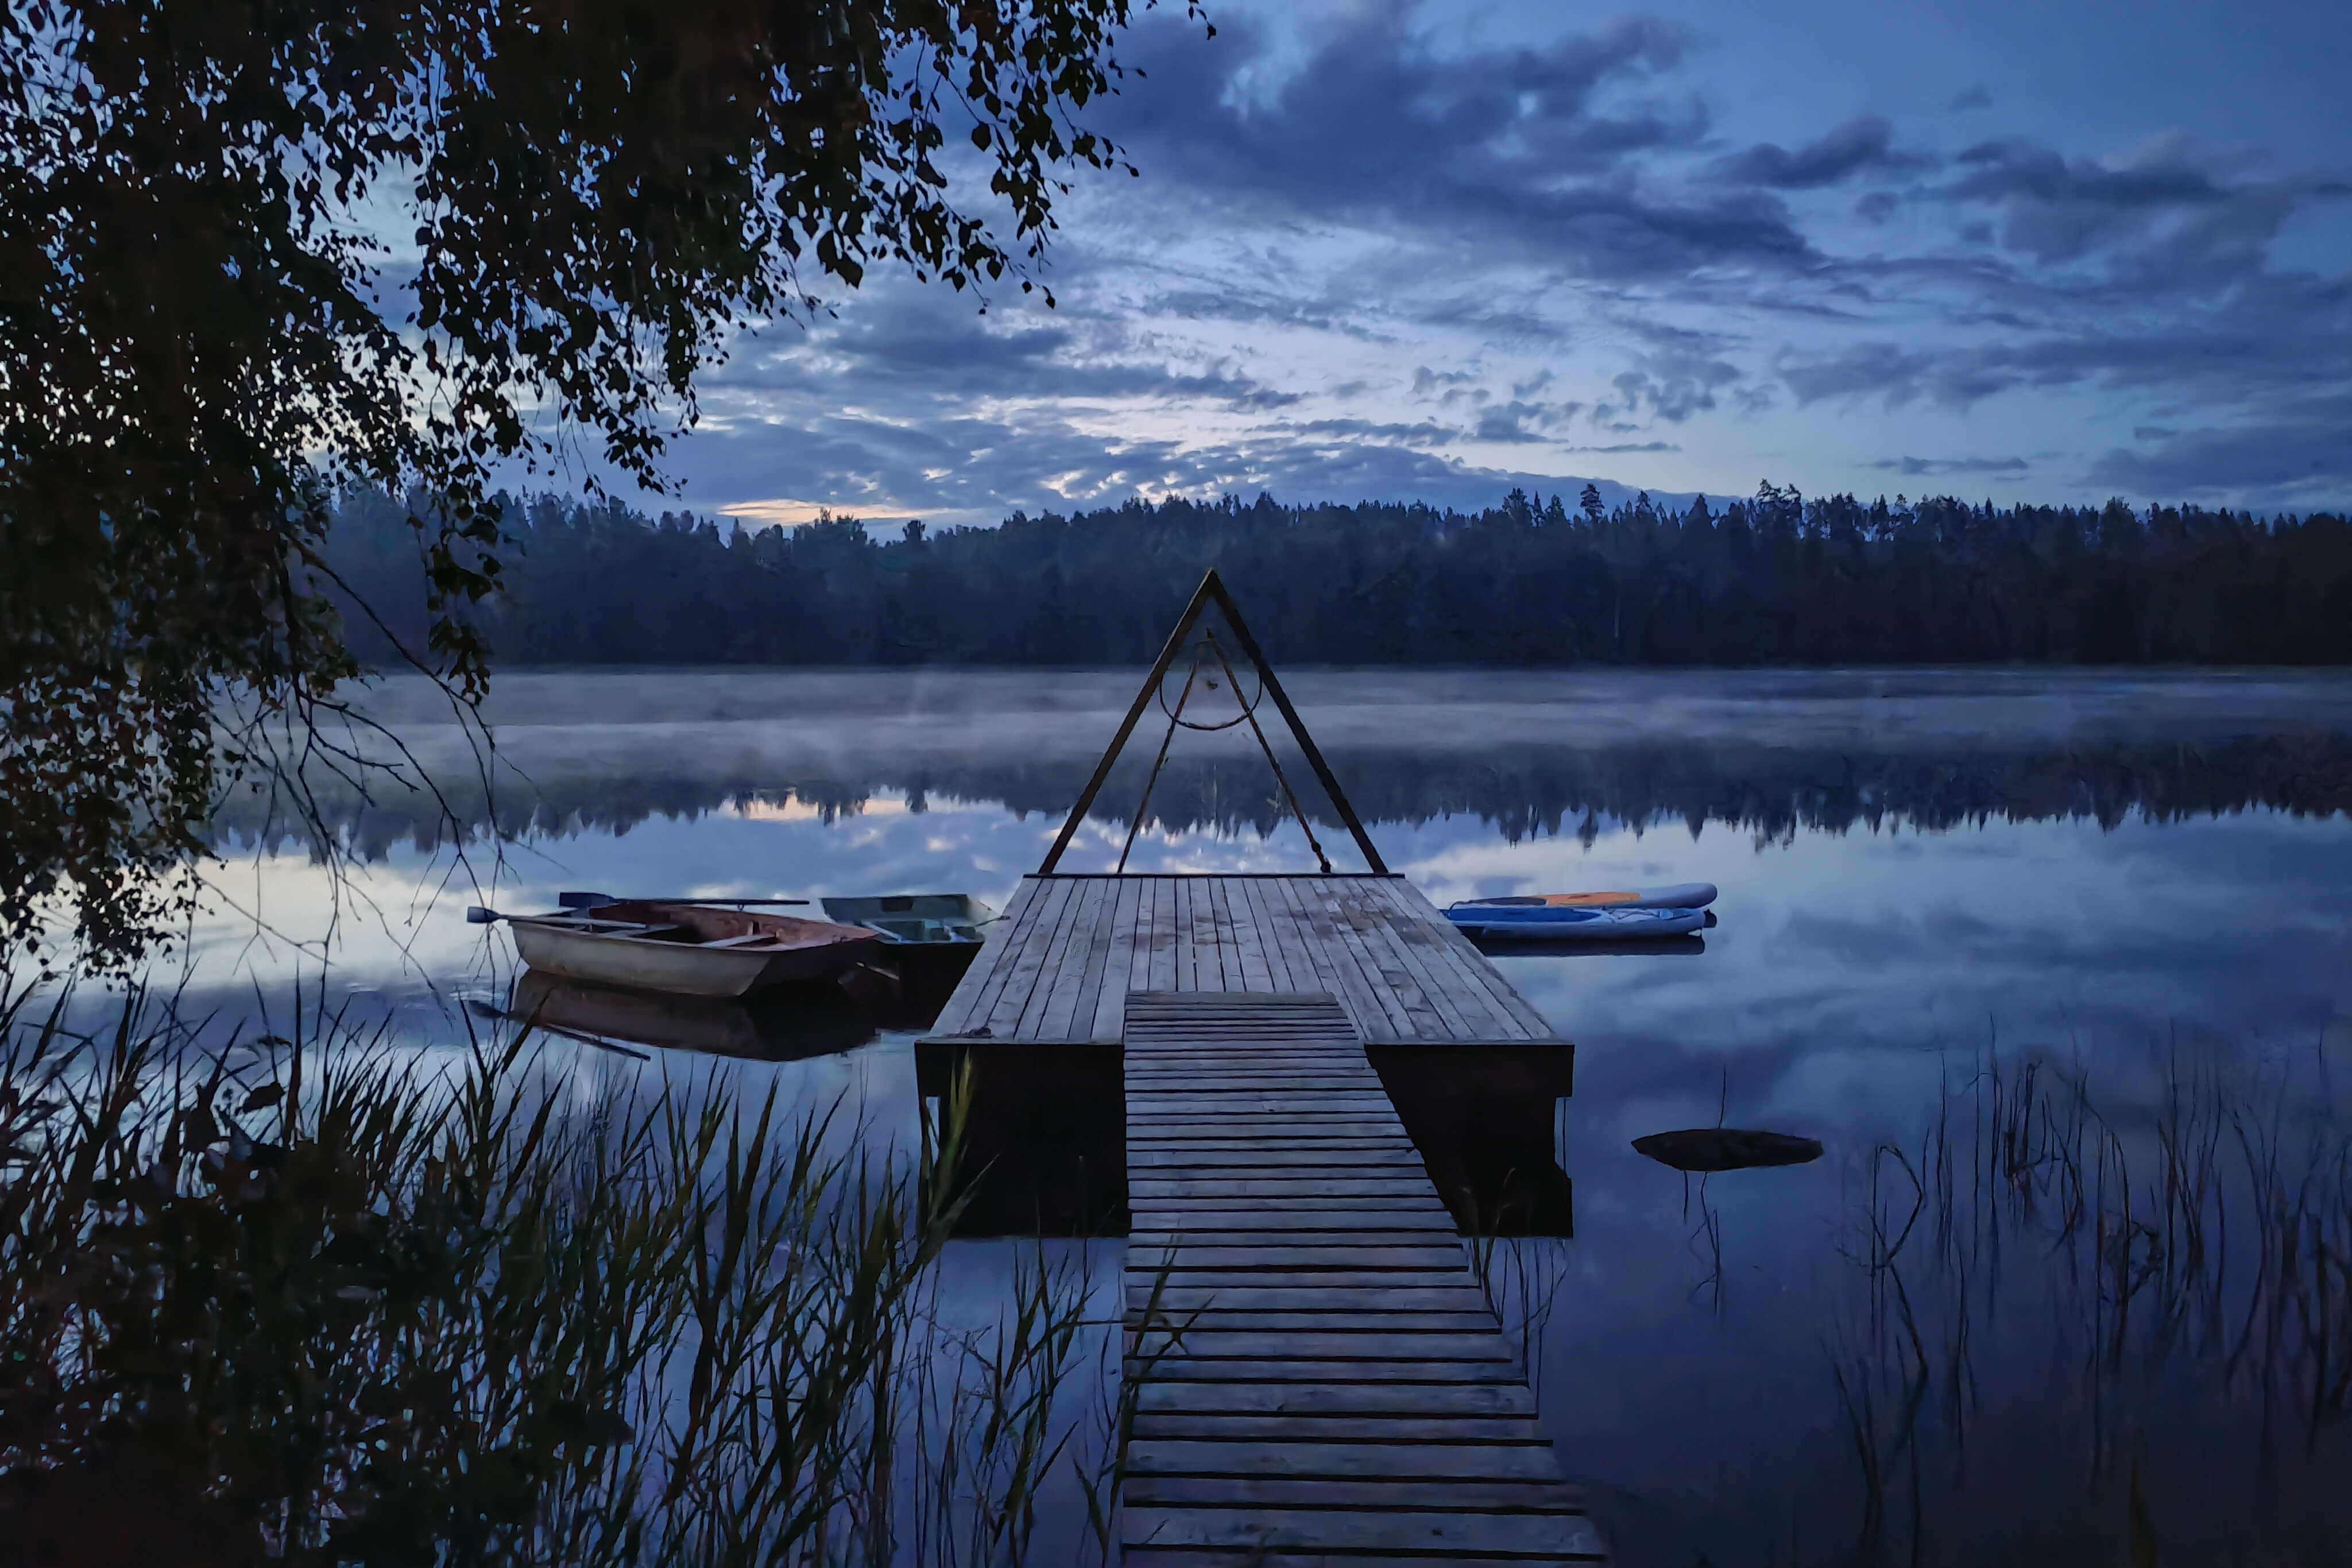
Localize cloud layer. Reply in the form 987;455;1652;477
625;0;2350;525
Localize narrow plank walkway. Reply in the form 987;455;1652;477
929;876;1553;1046
1120;993;1608;1566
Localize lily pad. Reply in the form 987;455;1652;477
1633;1128;1823;1172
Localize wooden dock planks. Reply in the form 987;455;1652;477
1120;993;1607;1566
927;876;1553;1046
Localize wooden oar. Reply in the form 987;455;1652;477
558;890;810;909
467;893;813;924
461;993;653;1061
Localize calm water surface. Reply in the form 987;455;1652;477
110;669;2352;1563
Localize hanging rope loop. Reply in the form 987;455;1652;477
1117;626;1331;874
1155;638;1263;731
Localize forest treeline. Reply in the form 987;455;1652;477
322;483;2352;668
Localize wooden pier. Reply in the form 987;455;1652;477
923;884;1607;1562
927;874;1554;1047
1117;992;1605;1565
919;574;1606;1558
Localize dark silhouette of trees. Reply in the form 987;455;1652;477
324;482;2352;671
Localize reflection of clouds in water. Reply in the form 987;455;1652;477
49;669;2352;1563
1533;814;2349;1555
171;793;2351;1151
1552;1028;2352;1565
174;695;2352;1081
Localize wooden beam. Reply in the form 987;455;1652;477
1201;570;1389;875
1037;568;1389;876
1035;576;1218;874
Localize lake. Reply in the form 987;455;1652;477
113;668;2352;1563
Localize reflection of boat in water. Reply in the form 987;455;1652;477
1470;932;1707;958
508;970;878;1061
505;901;881;997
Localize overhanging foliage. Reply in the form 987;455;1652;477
0;0;1201;960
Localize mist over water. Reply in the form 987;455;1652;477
218;666;2352;857
122;668;2352;1563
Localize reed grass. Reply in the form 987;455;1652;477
1827;1038;2352;1563
0;979;1117;1567
1461;1190;1573;1403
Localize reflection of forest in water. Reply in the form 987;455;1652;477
212;729;2352;863
1545;1040;2352;1567
204;669;2352;859
177;667;2352;1564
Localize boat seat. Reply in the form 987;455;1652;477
702;933;777;948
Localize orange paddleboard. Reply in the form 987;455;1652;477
1455;882;1717;912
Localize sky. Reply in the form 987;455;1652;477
634;0;2352;530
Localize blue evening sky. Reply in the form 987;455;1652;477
635;0;2351;528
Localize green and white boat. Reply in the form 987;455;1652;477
819;893;995;948
819;893;995;997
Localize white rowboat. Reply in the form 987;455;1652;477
506;901;881;997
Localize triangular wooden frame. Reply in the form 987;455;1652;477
1036;569;1390;876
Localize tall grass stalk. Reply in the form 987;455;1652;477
1827;1040;2352;1563
0;980;1100;1566
1462;1190;1572;1402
